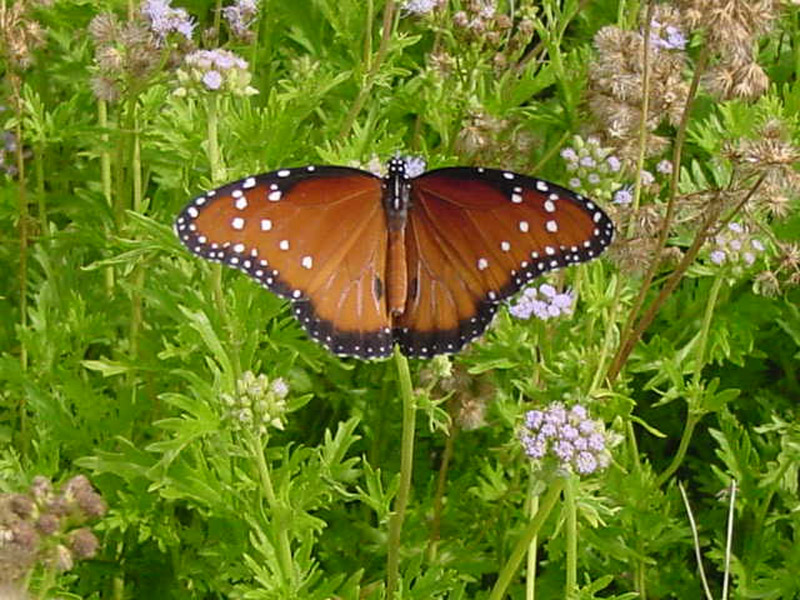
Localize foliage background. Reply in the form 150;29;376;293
1;0;799;598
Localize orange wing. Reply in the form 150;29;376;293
175;166;394;358
394;167;614;357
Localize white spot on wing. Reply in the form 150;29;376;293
187;207;199;218
519;220;529;233
231;217;245;230
268;190;282;202
546;220;558;232
260;219;272;231
279;239;290;250
477;258;489;271
243;177;256;189
233;243;245;253
544;200;556;213
301;256;313;269
277;169;290;177
235;197;248;210
500;241;511;252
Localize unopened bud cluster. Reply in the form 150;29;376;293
221;371;290;434
174;48;258;96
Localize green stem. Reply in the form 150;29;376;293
206;95;225;183
250;432;295;587
627;0;654;232
338;0;396;139
14;111;28;375
386;346;416;598
33;143;46;230
564;475;578;596
693;275;724;386
655;412;701;488
426;424;456;563
129;104;144;364
525;477;539;600
489;478;566;600
98;100;115;292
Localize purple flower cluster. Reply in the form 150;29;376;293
175;49;258;96
140;0;195;44
709;222;766;267
509;283;575;321
222;0;259;40
649;19;687;51
520;404;609;475
402;0;441;15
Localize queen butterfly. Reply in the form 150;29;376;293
174;157;614;359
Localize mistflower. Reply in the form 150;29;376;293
519;403;610;476
402;0;442;15
649;19;687;50
509;283;575;321
222;371;290;434
612;186;633;205
222;0;259;41
141;0;195;44
707;221;766;268
174;48;258;96
402;155;427;178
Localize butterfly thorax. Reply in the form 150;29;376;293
382;159;412;319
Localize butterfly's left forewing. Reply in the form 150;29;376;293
175;166;394;359
394;167;614;357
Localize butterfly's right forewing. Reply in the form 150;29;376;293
174;166;394;359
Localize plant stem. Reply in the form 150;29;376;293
525;477;539;600
14;101;28;374
426;422;456;562
338;0;396;139
627;0;654;233
98;99;115;292
564;475;578;595
610;44;710;382
250;432;295;588
386;346;416;598
489;478;565;600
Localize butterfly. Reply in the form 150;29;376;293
174;157;614;359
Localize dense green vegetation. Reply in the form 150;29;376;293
1;0;798;597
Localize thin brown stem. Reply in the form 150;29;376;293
608;174;767;381
606;44;711;384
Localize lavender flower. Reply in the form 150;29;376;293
402;0;440;15
402;155;427;178
707;221;766;268
222;0;259;40
649;19;687;51
141;0;195;44
509;284;575;321
174;49;258;96
520;403;609;475
613;186;633;205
